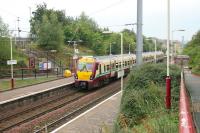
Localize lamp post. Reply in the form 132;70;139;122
50;50;57;69
46;50;57;78
103;31;123;93
171;29;185;58
67;40;82;73
10;36;14;89
1;35;15;88
166;0;171;109
120;33;123;93
147;38;157;63
110;43;112;55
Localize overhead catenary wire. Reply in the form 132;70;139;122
69;0;128;42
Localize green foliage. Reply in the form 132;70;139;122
0;17;10;66
0;16;9;36
37;12;64;51
30;3;164;55
0;37;10;65
184;30;200;74
115;63;181;132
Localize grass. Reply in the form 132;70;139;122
112;63;181;133
131;111;178;133
0;76;57;91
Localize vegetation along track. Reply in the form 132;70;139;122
2;78;127;133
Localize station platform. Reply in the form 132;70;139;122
184;70;200;132
0;77;74;104
51;91;122;133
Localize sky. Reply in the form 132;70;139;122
0;0;200;42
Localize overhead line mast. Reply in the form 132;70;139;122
136;0;143;66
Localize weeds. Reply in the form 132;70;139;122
114;63;181;133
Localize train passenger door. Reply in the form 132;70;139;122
99;64;101;74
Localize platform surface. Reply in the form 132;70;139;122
184;71;200;132
0;77;74;104
52;91;122;133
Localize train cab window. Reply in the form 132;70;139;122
128;61;130;65
125;61;127;66
78;62;93;71
104;66;106;72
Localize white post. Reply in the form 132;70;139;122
172;29;185;56
120;33;123;93
171;31;173;64
167;0;170;77
129;44;130;54
110;43;111;55
10;37;13;79
136;0;143;66
154;39;157;63
10;36;14;88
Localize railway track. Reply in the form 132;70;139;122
0;78;125;133
35;80;122;133
0;86;85;132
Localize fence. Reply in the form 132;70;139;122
0;67;67;80
179;72;196;133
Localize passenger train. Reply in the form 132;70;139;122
74;52;164;89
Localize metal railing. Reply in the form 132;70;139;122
179;72;196;133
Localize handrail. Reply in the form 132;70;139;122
179;72;196;133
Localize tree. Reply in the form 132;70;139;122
37;12;64;51
184;30;200;73
0;17;9;36
75;12;101;46
30;3;47;37
0;17;10;65
30;3;71;39
122;29;136;54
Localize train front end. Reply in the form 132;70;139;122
74;57;96;89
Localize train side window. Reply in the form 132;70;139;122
116;63;118;68
107;65;109;71
104;66;106;72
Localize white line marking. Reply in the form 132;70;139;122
0;81;74;105
51;91;122;133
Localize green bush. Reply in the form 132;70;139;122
115;63;181;132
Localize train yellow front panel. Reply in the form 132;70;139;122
77;71;92;80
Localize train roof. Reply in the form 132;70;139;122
94;54;136;62
80;51;163;62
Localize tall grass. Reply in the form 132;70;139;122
113;63;180;133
